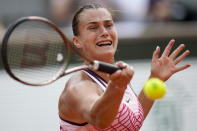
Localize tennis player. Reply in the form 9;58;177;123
58;3;190;131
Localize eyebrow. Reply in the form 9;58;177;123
86;20;113;25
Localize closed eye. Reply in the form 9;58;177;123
104;21;114;29
105;24;112;28
89;26;98;30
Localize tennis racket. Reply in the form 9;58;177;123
1;16;120;86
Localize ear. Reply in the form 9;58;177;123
72;36;82;48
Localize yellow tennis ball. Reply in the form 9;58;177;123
143;78;166;100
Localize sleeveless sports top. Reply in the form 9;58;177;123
60;69;144;131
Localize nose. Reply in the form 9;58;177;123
100;26;109;37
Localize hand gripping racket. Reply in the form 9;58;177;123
1;16;120;86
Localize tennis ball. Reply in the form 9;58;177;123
143;78;166;100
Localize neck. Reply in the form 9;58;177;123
96;56;115;64
84;57;115;82
84;56;115;64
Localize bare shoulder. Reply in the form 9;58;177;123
66;71;103;100
59;71;103;122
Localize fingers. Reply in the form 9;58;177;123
108;61;127;80
169;44;185;59
115;61;128;69
109;69;121;81
152;46;160;62
115;61;134;76
157;39;190;65
109;61;124;79
109;61;134;82
174;50;190;65
174;64;191;73
161;39;175;57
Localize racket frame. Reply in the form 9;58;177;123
1;16;71;86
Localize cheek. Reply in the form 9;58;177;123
110;28;117;38
83;35;97;47
112;32;118;45
80;37;95;52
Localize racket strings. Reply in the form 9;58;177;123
6;20;68;84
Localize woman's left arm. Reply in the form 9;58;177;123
138;39;191;119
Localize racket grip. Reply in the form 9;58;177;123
93;60;121;74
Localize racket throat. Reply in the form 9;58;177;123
63;61;120;76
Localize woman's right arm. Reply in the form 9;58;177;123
67;62;134;129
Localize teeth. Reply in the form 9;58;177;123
99;41;110;44
97;41;112;46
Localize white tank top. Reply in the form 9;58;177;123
60;69;144;131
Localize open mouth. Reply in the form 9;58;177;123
96;41;112;47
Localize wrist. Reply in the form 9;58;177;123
148;74;165;82
108;81;126;93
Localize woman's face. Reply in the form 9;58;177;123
73;8;118;63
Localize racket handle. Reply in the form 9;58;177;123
93;60;121;74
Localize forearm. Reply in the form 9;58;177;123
139;74;163;119
90;82;125;128
138;89;155;119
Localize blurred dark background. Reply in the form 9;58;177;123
1;0;197;68
1;0;197;69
